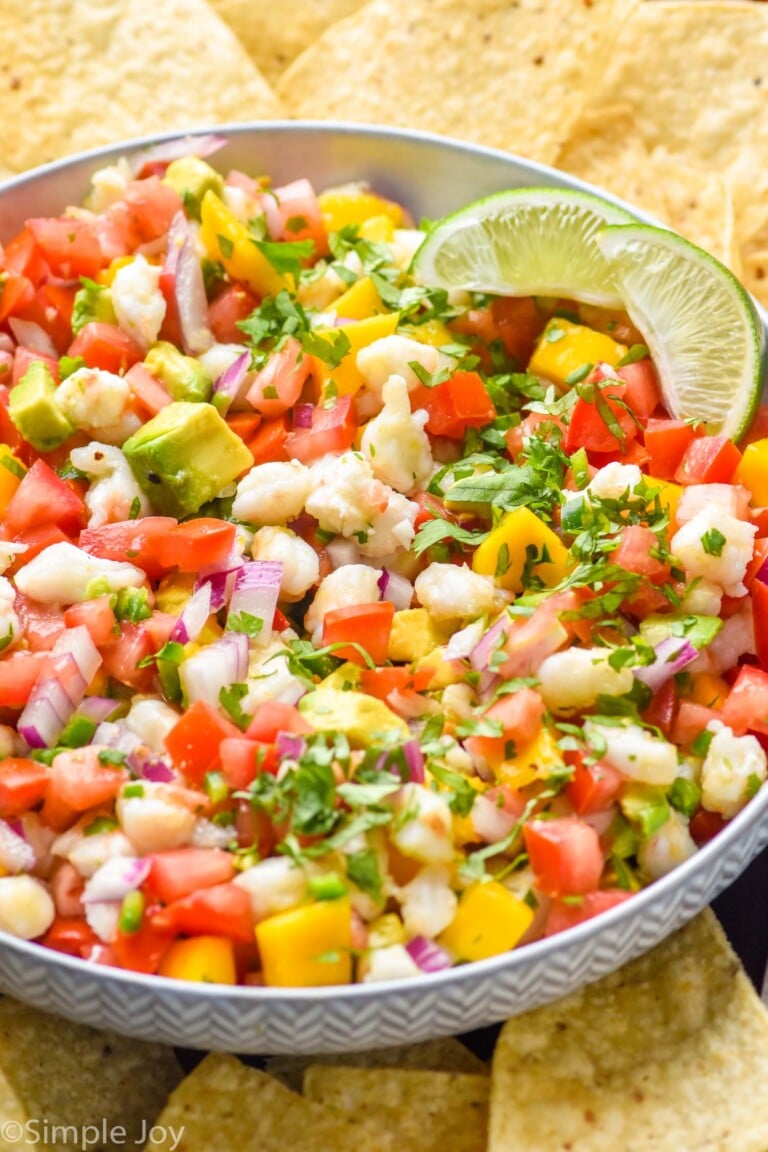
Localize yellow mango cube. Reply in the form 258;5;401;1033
200;190;288;298
735;438;768;506
497;727;565;790
359;215;396;243
437;881;533;961
689;672;729;710
400;319;455;348
256;898;353;987
158;936;237;984
98;256;132;286
645;476;684;536
314;312;399;397
413;646;466;689
318;188;404;233
333;276;386;321
528;318;627;389
154;573;196;615
0;446;25;513
472;506;569;592
387;609;450;662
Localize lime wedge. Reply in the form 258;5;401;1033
411;188;635;308
598;224;764;440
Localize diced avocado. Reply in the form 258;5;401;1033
71;278;116;334
123;400;252;518
144;342;212;403
387;608;452;663
298;688;409;746
638;614;723;650
9;361;73;451
619;784;670;839
319;662;362;692
162;157;225;220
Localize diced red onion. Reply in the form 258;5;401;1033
275;732;306;761
277;680;307;707
17;648;90;749
7;819;24;839
163;212;213;355
582;809;616;837
445;619;486;662
260;190;282;241
293;403;314;429
7;319;58;358
377;569;413;612
195;552;244;611
405;936;453;973
0;818;35;873
477;670;499;698
403;740;425;783
170;581;212;644
756;556;768;586
77;696;119;723
470;793;519;844
326;537;360;569
212;631;250;684
82;856;150;904
138;756;176;784
85;901;121;943
470;615;509;672
228;561;282;640
18;695;66;750
129;133;227;176
92;722;144;756
634;636;697;692
54;626;102;689
212;351;252;414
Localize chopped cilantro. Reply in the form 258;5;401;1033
701;528;726;557
227;611;264;638
252;237;315;277
219;683;251;731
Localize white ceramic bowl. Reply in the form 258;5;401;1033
2;123;767;1054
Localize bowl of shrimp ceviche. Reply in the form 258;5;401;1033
0;124;767;1053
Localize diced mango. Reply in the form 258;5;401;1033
359;215;396;243
690;672;729;710
400;319;455;348
452;778;486;846
437;881;533;961
528;318;627;389
299;688;409;744
472;506;570;593
158;936;237;984
735;438;768;506
314;312;400;397
333;276;387;321
413;646;466;689
198;617;224;645
319;661;362;692
98;256;132;286
200;190;288;298
85;669;110;697
0;446;25;513
256;897;353;987
387;608;451;662
497;727;565;790
155;573;196;615
318;188;405;233
645;476;684;536
367;912;406;949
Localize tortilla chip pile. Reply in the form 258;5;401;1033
0;913;764;1150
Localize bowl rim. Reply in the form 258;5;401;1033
1;119;766;1005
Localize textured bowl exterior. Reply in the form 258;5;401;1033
1;123;767;1054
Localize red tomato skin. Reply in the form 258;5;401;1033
145;848;236;905
40;917;98;957
321;601;395;666
113;920;175;975
99;623;156;691
164;700;241;785
0;757;50;816
689;808;728;846
410;371;496;439
244;702;312;744
284;395;357;463
616;358;661;422
565;758;623;816
544;889;634;936
68;322;144;375
491;296;543;365
523;817;605;897
246;335;313;418
79;517;178;580
271;179;328;254
209;285;260;344
4;459;85;536
643;419;702;480
63;596;118;647
611;524;671;584
671;701;721;747
152;882;254;943
25;217;103;279
641;677;679;739
153;518;236;572
674;436;742;486
752;580;768;669
722;665;768;736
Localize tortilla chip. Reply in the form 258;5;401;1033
209;0;366;83
277;0;637;166
0;998;183;1152
304;1066;489;1152
146;1054;393;1152
488;911;768;1151
265;1037;487;1092
0;0;284;174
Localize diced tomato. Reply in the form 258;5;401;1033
64;596;118;647
12;346;60;389
41;748;127;832
152;882;254;943
226;413;262;444
753;580;768;669
50;860;85;917
79;516;178;579
125;363;172;416
0;271;34;323
491;297;544;365
588;440;650;470
246;336;313;418
641;677;679;738
412;491;451;530
4;459;85;536
0;650;47;711
284;395;357;463
272;607;291;632
672;700;721;747
219;737;272;789
209;284;260;344
544;889;633;936
674;435;742;486
563;377;637;455
689;808;727;846
68;322;144;374
322;601;395;666
359;666;412;701
410;371;496;440
0;757;49;816
3;227;49;285
17;283;78;352
244;701;312;743
643;419;702;480
450;307;500;346
153;518;236;572
25;217;103;279
495;605;571;679
611;524;671;584
616;358;661;422
543;588;596;646
523;817;605;897
722;665;768;736
245;413;290;465
740;403;768;449
164;699;241;785
99;623;156;691
113;919;175;975
40;917;98;958
271;179;328;254
565;757;623;816
505;412;566;460
117;177;183;245
464;688;545;766
146;848;236;905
